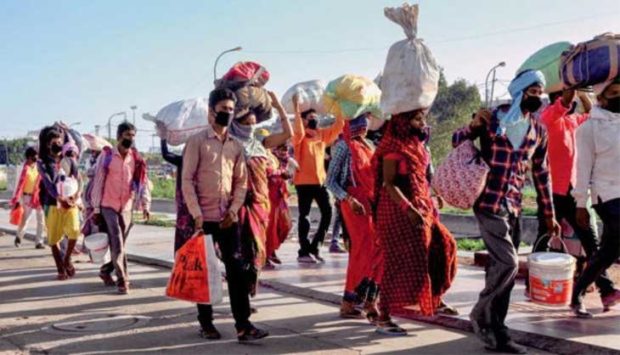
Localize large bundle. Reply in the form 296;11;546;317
380;3;440;115
561;33;620;89
144;98;210;146
323;74;382;119
518;42;573;93
217;61;272;122
83;134;112;151
281;80;327;114
218;61;270;90
234;86;273;122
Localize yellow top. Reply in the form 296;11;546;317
22;164;39;194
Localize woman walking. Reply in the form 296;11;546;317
372;109;457;335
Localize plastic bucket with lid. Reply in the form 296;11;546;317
84;233;109;263
528;251;576;306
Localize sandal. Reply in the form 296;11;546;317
375;320;407;336
65;262;76;278
437;301;459;316
57;273;68;281
363;302;380;325
237;326;269;342
340;301;363;319
99;272;115;287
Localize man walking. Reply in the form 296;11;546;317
91;122;151;295
182;88;268;342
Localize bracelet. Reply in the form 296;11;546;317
399;199;413;213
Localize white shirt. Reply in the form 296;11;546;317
574;107;620;208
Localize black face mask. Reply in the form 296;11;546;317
521;96;543;113
307;118;318;130
215;111;233;127
50;143;62;155
121;138;133;149
605;97;620;113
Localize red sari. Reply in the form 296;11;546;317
266;150;292;257
372;116;457;316
340;129;383;296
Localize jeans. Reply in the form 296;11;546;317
100;208;131;283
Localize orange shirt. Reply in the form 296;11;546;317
292;114;344;186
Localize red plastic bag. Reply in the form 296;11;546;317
166;232;223;304
10;205;24;226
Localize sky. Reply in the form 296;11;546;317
1;0;618;151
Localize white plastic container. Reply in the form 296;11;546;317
84;233;109;263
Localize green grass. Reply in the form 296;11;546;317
0;179;6;191
133;212;176;228
456;238;486;252
150;177;175;200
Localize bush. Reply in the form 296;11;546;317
151;177;175;200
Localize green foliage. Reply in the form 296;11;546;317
0;178;6;191
1;138;32;165
150;177;175;200
428;71;482;165
457;238;486;251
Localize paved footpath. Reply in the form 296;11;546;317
1;207;619;354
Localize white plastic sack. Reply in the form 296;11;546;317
203;233;223;305
144;98;210;146
282;80;327;114
380;4;440;115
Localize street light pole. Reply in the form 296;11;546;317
485;61;506;107
130;105;137;125
107;111;127;140
213;46;242;85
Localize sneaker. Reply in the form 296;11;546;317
199;325;222;340
35;243;45;249
329;243;347;254
311;251;325;263
237;326;269;342
297;256;316;264
602;289;620;312
570;303;593;319
269;254;282;265
486;340;528;354
470;315;497;348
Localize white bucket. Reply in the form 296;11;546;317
528;252;576;306
84;233;109;263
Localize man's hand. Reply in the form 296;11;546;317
545;218;562;238
143;210;151;222
156;121;167;139
348;197;366;215
470;109;491;130
268;91;284;110
194;216;204;232
576;208;591;230
220;210;236;229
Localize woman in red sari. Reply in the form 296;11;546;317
326;113;381;324
229;92;293;291
372;109;457;336
265;144;294;268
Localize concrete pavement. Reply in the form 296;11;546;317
0;232;554;355
1;206;619;354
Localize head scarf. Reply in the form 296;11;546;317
229;110;268;158
499;70;546;135
344;113;370;140
62;142;78;158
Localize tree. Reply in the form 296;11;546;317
0;138;33;165
428;71;481;165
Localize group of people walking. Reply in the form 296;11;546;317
9;71;620;353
